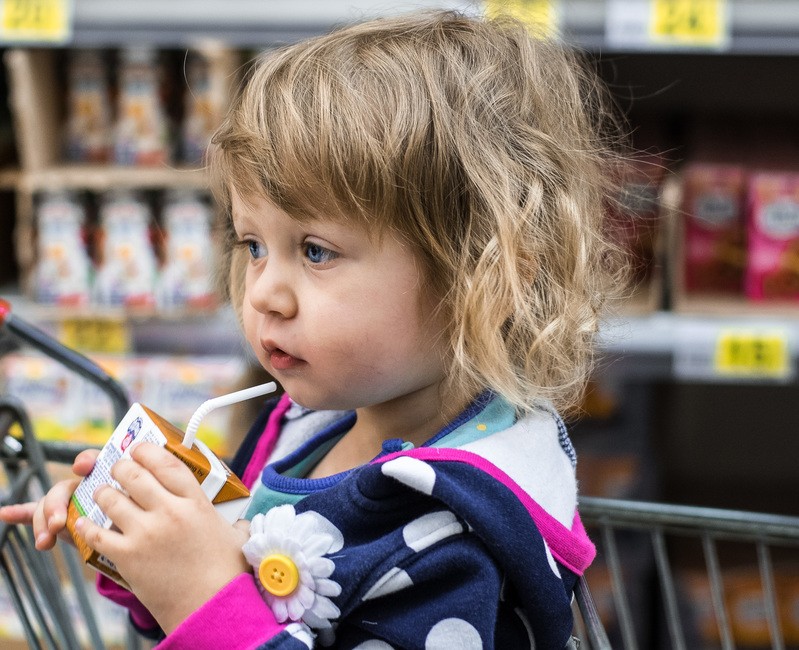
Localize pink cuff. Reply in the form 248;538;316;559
156;573;286;650
96;574;159;632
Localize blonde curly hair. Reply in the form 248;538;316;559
211;10;629;416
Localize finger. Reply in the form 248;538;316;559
129;442;206;500
42;479;80;533
93;484;142;532
32;500;56;550
72;448;101;477
0;502;37;525
109;456;166;511
73;514;124;558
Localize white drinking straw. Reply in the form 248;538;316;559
182;381;277;448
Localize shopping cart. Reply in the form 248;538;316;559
573;496;799;650
6;298;799;650
0;299;150;649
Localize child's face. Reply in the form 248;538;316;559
232;189;449;412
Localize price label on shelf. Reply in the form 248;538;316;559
606;0;729;50
0;0;73;44
674;321;793;382
650;0;728;47
484;0;561;38
715;330;790;379
59;317;131;355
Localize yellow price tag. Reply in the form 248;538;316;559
715;330;790;379
1;0;72;43
59;317;131;355
650;0;728;48
485;0;560;38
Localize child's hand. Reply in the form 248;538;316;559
73;442;251;634
0;447;99;550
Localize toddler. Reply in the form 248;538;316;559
2;10;628;649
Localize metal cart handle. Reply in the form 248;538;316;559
0;298;130;425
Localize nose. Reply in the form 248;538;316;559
247;259;298;319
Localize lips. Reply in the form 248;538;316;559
262;340;303;370
270;348;301;370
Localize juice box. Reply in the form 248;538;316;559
605;157;665;287
66;402;250;588
745;171;799;301
682;163;748;295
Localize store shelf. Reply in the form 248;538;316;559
599;310;799;383
52;0;799;54
12;164;208;193
0;292;245;356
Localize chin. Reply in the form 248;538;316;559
283;388;356;413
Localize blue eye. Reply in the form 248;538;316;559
247;240;266;259
304;242;337;265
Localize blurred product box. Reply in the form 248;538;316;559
113;47;172;166
64;49;113;163
157;190;218;310
34;191;93;306
0;353;75;441
93;190;158;308
676;570;721;647
678;564;799;648
726;568;774;647
577;453;640;500
682;163;748;295
780;570;799;644
0;352;246;455
180;47;234;165
605;156;666;307
745;171;799;301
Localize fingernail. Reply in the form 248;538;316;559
35;532;49;548
74;517;86;532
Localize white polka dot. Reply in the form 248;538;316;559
514;608;535;646
353;641;395;649
544;542;561;577
425;618;482;649
285;623;314;649
403;511;463;552
362;567;414;600
381;457;436;495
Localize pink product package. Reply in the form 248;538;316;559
606;158;665;285
745;172;799;301
682;164;748;295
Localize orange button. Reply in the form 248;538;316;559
258;554;299;597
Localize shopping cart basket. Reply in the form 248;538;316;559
574;496;799;650
0;299;150;649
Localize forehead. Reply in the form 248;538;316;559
229;185;392;246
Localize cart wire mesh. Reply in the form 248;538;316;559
0;300;151;648
574;496;799;650
0;397;109;649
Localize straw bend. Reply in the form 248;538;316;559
182;381;277;447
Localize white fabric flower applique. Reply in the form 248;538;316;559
243;504;344;631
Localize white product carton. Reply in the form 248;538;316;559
66;382;275;587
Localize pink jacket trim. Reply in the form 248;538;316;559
242;393;293;489
375;447;596;574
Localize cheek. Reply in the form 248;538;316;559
241;303;264;359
